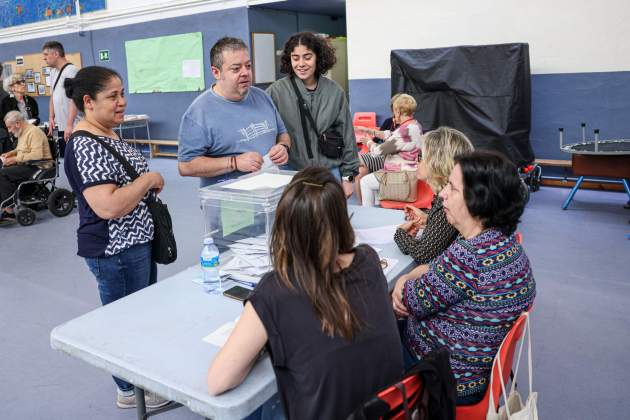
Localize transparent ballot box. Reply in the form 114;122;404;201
198;170;296;252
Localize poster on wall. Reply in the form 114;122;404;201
125;32;205;94
0;1;106;29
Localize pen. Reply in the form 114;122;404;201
230;278;258;288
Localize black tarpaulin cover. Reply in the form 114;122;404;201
391;43;535;165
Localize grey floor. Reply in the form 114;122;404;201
1;157;629;419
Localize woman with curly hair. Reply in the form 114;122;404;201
266;32;359;198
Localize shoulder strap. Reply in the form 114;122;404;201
53;63;72;91
289;76;315;159
72;130;140;180
289;76;320;136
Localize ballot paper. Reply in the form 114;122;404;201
224;172;294;191
354;225;399;245
261;154;276;171
202;317;240;347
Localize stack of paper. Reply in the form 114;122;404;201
220;235;271;285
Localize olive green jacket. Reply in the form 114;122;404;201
266;76;359;177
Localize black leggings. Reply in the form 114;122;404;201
0;165;37;204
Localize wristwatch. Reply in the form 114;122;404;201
342;175;354;182
279;143;290;152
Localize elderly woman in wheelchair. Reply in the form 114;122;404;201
0;111;73;226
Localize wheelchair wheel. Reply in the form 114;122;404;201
48;188;74;217
16;207;37;226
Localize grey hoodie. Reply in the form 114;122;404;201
266;76;359;177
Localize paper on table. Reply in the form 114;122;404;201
224;173;294;191
229;242;268;252
182;59;201;78
354;225;399;245
202;317;240;347
235;236;268;246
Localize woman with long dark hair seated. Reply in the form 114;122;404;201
208;166;403;419
392;151;536;405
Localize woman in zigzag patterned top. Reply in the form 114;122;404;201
62;66;169;410
392;151;536;406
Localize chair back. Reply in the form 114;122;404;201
378;374;424;420
455;312;529;420
353;112;377;128
379;180;434;210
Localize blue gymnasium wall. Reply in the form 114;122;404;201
0;7;250;140
349;71;630;161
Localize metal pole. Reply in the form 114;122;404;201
559;128;564;150
581;123;586;142
594;129;600;153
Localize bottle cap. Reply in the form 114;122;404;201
203;237;214;245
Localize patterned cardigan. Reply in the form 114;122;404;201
403;229;536;399
366;119;422;172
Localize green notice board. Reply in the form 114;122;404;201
125;32;205;93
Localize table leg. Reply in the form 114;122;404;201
622;179;630;201
562;176;584;210
135;386;147;420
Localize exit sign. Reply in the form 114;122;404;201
98;50;110;62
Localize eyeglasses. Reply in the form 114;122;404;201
12;80;25;86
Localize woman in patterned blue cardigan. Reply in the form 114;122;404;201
392;151;536;405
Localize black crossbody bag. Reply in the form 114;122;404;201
73;130;177;265
289;76;345;159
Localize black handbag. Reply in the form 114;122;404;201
289;76;345;159
73;130;177;265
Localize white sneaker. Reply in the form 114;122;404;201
145;391;170;409
116;392;136;409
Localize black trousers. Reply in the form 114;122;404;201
0;136;15;154
0;165;38;205
57;131;66;158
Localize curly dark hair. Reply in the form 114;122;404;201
280;32;336;77
455;151;528;236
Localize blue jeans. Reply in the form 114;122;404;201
244;393;286;420
84;242;157;392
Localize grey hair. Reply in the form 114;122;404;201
3;74;24;93
4;110;25;124
210;37;248;69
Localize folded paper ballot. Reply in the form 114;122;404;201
354;225;399;245
202;317;240;347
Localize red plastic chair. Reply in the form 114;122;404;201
455;312;529;420
379;180;435;210
353;112;377;128
355;372;424;420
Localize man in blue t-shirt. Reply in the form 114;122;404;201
178;37;291;187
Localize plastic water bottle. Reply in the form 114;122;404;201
201;237;221;294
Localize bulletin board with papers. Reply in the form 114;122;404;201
4;52;82;97
125;32;205;94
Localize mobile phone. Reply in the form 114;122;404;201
222;285;252;301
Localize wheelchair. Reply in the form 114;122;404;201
0;134;75;226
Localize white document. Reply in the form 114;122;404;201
224;173;294;191
229;242;268;252
235;236;268;246
354;225;399;245
182;59;201;78
202;317;240;347
261;154;275;171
